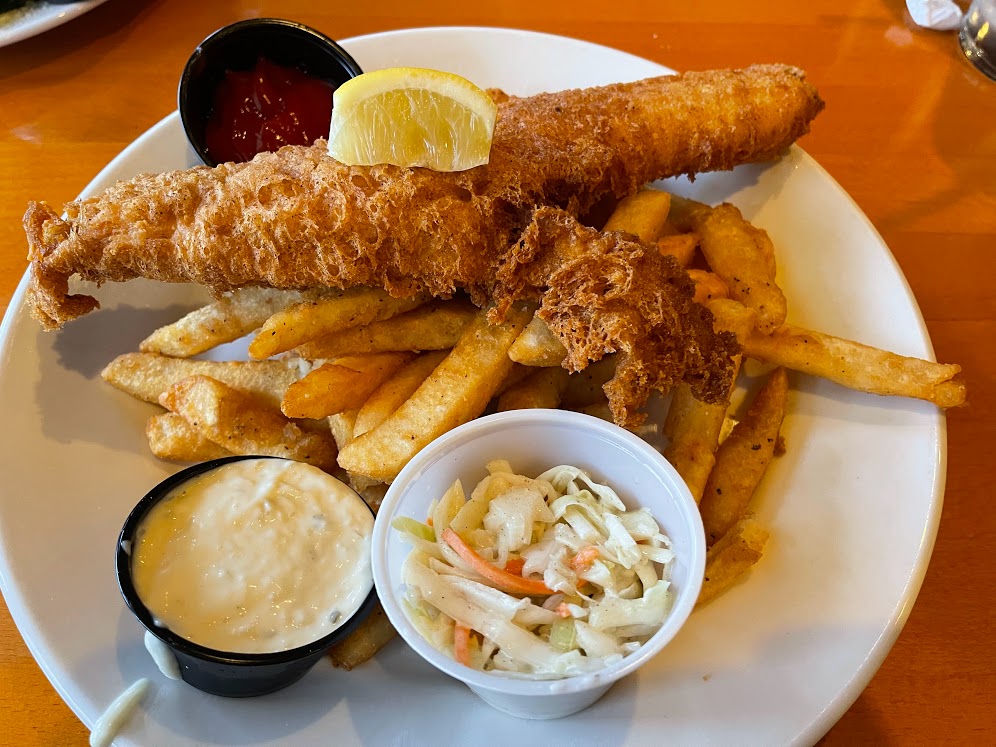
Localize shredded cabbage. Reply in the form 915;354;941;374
395;462;676;679
484;485;554;567
588;581;674;635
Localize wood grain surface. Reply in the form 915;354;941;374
1;0;993;744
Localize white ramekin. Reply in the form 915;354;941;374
371;409;705;719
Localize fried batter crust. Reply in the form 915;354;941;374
23;64;823;425
500;208;739;426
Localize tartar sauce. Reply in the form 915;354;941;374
90;678;150;747
131;458;374;654
144;630;181;680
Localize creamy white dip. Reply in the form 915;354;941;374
90;678;150;747
143;630;181;680
131;458;374;654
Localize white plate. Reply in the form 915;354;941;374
0;0;107;48
0;27;944;746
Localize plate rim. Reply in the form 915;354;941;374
0;0;109;49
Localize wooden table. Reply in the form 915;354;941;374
1;0;993;743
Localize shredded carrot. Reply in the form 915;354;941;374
453;623;472;667
570;546;600;572
426;516;433;527
441;528;554;596
503;556;526;576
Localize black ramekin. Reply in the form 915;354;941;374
116;455;378;697
177;18;363;167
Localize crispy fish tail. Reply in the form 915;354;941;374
25;202;98;329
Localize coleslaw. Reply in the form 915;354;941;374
392;460;676;679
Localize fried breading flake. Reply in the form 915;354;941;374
497;208;740;427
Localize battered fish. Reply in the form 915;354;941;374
23;64;824;425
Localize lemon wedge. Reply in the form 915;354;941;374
327;67;498;172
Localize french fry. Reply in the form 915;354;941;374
326;408;384;495
699;367;789;545
657;233;698;267
354;351;449;437
697;203;786;331
328;410;359;451
688;269;730;305
249;287;426;360
663;300;756;501
146;412;232;462
743;324;967;407
560;355;618;409
337;305;532;483
744;223;777;280
662;387;725;503
705;298;755;350
668;194;775;276
139;288;319;358
669;196;786;332
494;363;533;395
665;194;711;232
327;602;396;670
508;315;567;367
497;366;570;411
601;188;672;242
281;353;414;419
294;301;476;359
101;352;299;409
160;375;338;472
696;517;769;607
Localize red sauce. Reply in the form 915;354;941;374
204;57;335;164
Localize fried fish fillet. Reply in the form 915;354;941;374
23;64;823;425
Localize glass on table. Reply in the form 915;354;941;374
960;0;996;80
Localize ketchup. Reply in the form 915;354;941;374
204;57;335;164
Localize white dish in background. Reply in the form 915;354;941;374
0;26;944;747
0;0;107;48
